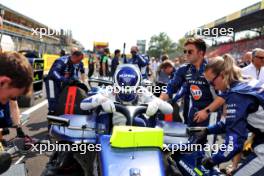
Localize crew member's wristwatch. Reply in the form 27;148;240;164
205;108;211;114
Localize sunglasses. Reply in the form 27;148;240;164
255;55;264;60
208;74;220;86
183;50;193;55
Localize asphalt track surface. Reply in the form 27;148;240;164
22;101;49;176
3;94;49;176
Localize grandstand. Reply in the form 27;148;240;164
0;3;84;54
207;36;264;59
187;0;264;60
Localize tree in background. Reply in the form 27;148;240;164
147;32;177;59
174;37;186;57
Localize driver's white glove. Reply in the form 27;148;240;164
101;99;116;113
145;98;173;118
80;93;116;113
80;94;108;110
146;100;159;117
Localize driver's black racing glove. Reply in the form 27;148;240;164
16;127;25;138
202;157;215;170
195;128;208;144
188;127;208;145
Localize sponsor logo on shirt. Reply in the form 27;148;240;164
190;85;202;100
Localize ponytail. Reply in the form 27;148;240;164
223;54;243;88
205;54;243;88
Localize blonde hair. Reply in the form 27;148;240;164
205;54;243;88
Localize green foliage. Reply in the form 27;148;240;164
147;32;188;59
147;32;177;59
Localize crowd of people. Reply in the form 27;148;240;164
84;46;186;86
85;46;149;79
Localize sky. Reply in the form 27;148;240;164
0;0;261;51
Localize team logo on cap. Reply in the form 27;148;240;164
190;85;202;100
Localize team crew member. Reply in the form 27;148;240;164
45;51;84;115
160;38;224;126
224;48;264;174
0;52;33;127
73;61;85;82
0;52;33;129
225;49;264;174
0;52;33;174
127;46;149;79
198;55;264;175
70;47;86;82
